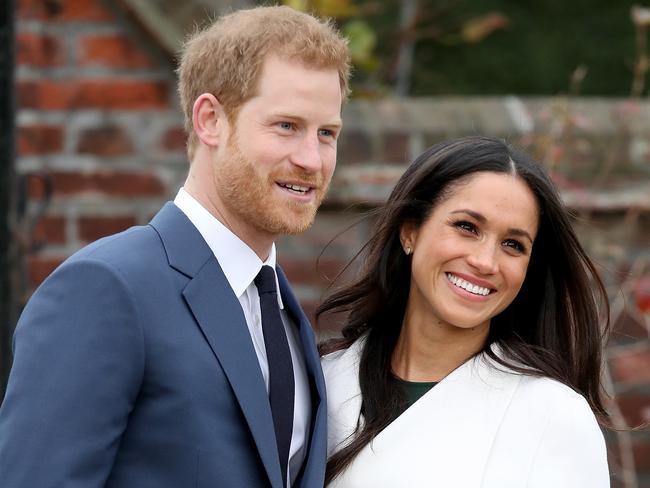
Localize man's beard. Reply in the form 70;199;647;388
213;136;329;237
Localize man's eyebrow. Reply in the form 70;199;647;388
450;209;535;243
270;113;343;128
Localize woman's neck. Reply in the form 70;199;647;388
391;312;490;382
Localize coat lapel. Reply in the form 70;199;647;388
151;203;283;488
324;337;522;487
371;352;521;486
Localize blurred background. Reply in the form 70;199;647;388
0;0;649;485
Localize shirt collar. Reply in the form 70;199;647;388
173;188;284;308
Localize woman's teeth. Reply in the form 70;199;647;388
446;273;491;296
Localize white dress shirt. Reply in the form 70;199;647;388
174;188;311;486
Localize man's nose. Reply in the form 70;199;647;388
290;133;323;173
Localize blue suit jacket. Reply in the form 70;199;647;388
0;203;327;488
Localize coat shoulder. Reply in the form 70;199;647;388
516;375;593;413
321;335;365;379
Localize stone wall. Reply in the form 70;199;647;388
11;0;650;485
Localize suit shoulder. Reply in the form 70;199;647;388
64;224;164;272
76;224;160;258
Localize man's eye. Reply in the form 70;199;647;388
279;122;294;130
318;129;334;138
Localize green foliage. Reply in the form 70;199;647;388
342;20;379;72
409;0;638;96
282;0;380;81
282;0;643;96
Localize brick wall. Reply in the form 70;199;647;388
15;0;186;292
12;1;650;485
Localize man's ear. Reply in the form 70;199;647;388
192;93;228;148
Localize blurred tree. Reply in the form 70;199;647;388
282;0;645;97
283;0;510;96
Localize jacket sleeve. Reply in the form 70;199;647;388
528;390;610;488
0;257;145;487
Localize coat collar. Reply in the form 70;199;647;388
323;336;522;486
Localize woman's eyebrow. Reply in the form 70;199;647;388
450;209;534;243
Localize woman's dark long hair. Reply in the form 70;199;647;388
317;136;611;485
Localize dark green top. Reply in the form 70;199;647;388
397;378;438;410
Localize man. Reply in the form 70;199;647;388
0;6;350;487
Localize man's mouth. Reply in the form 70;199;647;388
277;182;313;195
446;273;494;296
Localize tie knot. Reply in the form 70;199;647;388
254;265;277;295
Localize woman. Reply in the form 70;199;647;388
319;136;610;487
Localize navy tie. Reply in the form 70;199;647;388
255;265;295;488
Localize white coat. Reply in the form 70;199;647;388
323;337;610;488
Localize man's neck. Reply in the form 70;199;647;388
181;183;274;261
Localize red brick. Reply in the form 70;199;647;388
77;126;133;156
278;257;347;286
26;173;54;200
339;130;373;164
18;0;114;22
615;393;650;427
17;80;170;110
300;301;318;324
28;171;166;198
612;349;650;385
33;216;66;245
17;125;64;155
78;216;136;242
161;127;187;151
29;256;64;288
635;275;650;314
79;35;152;69
633;438;650;472
381;132;409;163
16;33;64;67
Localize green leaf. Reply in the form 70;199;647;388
343;20;377;65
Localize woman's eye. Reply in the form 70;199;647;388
503;239;526;254
454;220;477;234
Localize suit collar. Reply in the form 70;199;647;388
149;202;213;277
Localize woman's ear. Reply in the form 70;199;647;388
192;93;228;148
400;221;418;255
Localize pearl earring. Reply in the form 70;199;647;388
405;246;412;255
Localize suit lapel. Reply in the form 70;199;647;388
276;267;327;487
151;203;283;488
